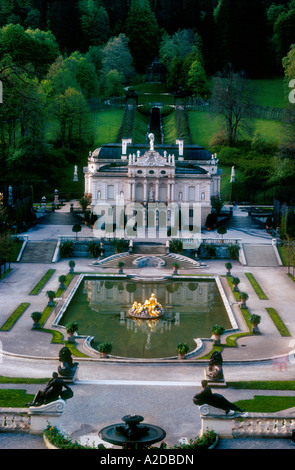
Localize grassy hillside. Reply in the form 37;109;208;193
188;110;285;148
91;109;125;148
251;78;288;108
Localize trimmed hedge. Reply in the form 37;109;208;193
0;303;30;331
30;269;56;295
245;273;268;300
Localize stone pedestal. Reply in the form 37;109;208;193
29;399;66;435
59;364;79;383
199;404;233;438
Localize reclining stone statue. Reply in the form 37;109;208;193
26;372;73;407
193;380;247;416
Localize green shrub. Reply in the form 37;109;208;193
44;425;99;449
211;325;225;336
174;429;217;449
169;239;183;253
87;240;101;257
227;244;240;260
98;342;112;354
176;342;190;355
60;240;74;258
204;244;216;258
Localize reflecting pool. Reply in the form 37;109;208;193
59;277;232;359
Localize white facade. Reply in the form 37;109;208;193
84;135;221;231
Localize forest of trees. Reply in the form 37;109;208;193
1;0;295;201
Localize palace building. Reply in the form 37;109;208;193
84;134;221;235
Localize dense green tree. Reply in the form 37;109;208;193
50;87;88;148
187;59;209;98
273;8;295;67
46;0;81;53
102;0;130;33
79;1;111;48
159;29;198;65
0;23;59;77
152;0;202;34
0;65;50;180
101;33;134;83
44;52;99;98
44;56;78;97
159;29;203;91
104;69;124;97
282;43;295;83
125;0;160;72
214;0;270;77
85;45;103;74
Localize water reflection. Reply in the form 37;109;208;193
60;278;231;358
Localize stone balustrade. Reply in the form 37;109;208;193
0;399;66;435
0;408;31;432
232;411;295;438
199;404;295;439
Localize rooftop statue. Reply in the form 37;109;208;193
148;133;155;151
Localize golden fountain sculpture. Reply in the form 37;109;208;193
128;293;165;319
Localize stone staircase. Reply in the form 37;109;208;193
242;244;279;267
19;241;57;263
94;252;203;270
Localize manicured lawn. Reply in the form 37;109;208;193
0;389;35;407
235;395;295;413
29;269;56;295
251;78;288;108
92;109;124;147
188;111;222;148
162;111;177;144
266;307;291;337
188;110;285;149
132;110;150;143
251;118;285;145
0;303;30;331
245;273;268;300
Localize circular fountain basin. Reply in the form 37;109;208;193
132;256;166;268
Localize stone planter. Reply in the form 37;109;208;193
67;333;76;343
213;334;221;345
178;353;186;360
251;324;260;334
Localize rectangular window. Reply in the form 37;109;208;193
107;185;114;200
188;186;195;201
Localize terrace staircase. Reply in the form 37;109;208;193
19;241;57;263
94;252;203;270
242;244;279;267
